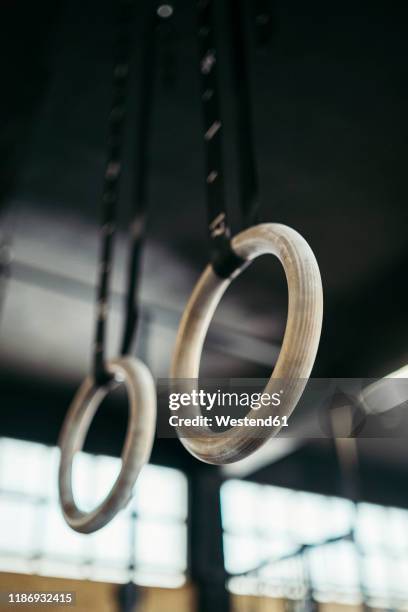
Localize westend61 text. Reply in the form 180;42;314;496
168;415;289;428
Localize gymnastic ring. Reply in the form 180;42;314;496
58;356;156;533
170;223;323;465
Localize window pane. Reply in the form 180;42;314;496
134;464;188;520
222;477;408;608
0;497;37;555
221;479;260;534
134;520;187;572
89;513;130;565
42;503;85;559
223;533;260;574
0;437;188;588
0;438;48;498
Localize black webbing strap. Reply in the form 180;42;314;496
120;6;164;357
94;2;169;385
197;0;246;279
229;0;260;229
197;0;260;278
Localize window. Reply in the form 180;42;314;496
221;479;408;609
0;437;188;587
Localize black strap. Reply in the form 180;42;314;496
94;2;170;385
197;0;246;279
229;0;260;228
120;6;163;357
197;0;260;278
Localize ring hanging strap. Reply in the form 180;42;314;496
121;6;163;357
94;0;133;385
197;0;245;279
94;2;169;385
228;0;260;228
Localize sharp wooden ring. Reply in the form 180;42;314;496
170;223;323;465
58;356;156;533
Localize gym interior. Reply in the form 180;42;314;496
1;0;408;611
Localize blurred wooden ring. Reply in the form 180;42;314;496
58;356;156;533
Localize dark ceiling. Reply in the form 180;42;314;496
1;0;408;503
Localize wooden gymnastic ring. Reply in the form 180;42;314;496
58;356;156;533
170;223;323;465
